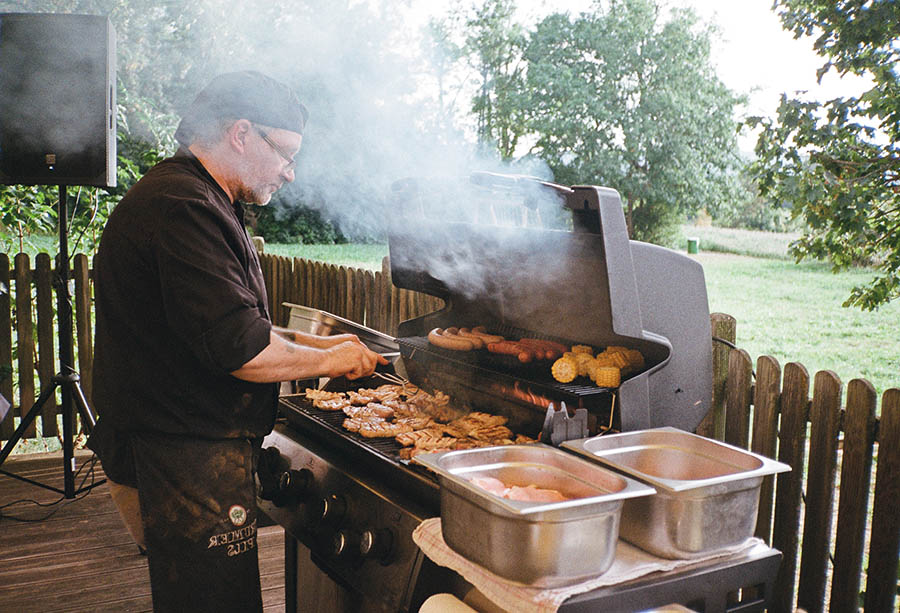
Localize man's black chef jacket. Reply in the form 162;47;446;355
90;148;276;440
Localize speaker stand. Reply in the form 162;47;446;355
0;185;105;498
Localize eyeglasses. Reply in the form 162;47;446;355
254;126;297;171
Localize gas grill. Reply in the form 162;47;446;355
257;175;779;612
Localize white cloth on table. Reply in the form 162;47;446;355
412;517;763;613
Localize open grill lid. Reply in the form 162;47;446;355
386;175;713;433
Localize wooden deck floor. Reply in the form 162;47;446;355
0;450;285;613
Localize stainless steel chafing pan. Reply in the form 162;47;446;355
413;443;655;587
563;427;791;559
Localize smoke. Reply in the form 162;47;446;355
159;0;563;238
170;0;576;302
0;0;582;304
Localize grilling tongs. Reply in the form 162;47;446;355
540;402;589;447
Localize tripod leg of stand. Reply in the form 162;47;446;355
72;379;97;433
0;380;61;466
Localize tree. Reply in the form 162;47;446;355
464;0;529;159
521;0;747;243
749;0;900;310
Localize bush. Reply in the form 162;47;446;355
630;204;684;248
249;200;345;244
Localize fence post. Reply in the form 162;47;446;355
73;254;93;409
797;370;842;613
864;388;900;612
0;254;12;439
724;348;752;449
698;312;736;440
753;355;781;543
13;254;35;438
35;254;57;437
830;379;877;613
772;361;810;613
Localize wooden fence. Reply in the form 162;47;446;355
0;253;93;441
0;251;897;612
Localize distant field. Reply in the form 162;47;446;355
266;233;899;397
679;224;800;259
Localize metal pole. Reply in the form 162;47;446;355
57;184;76;498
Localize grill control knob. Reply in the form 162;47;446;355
360;528;393;563
274;469;313;507
332;530;361;559
318;494;347;525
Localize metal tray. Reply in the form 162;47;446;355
562;427;790;559
413;444;655;587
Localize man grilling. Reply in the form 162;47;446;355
86;71;385;612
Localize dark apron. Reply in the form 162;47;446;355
130;432;263;613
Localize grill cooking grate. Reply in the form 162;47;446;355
396;335;613;401
279;394;407;460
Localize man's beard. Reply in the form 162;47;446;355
234;182;273;206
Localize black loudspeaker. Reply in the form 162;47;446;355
0;13;116;187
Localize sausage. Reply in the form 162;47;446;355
464;327;505;344
487;341;534;363
443;328;483;349
428;328;476;351
517;338;565;360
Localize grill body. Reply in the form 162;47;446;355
257;178;778;612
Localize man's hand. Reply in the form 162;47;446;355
232;329;389;383
322;340;388;380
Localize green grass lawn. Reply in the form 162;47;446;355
695;252;899;399
267;236;899;397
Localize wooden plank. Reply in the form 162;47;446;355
772;361;810;613
829;378;877;613
752;355;781;543
259;254;273;318
271;254;283;323
35;253;58;437
0;454;284;613
864;388;900;613
307;259;317;310
364;270;376;330
724;348;752;449
0;254;13;438
327;264;338;316
373;271;385;333
317;262;328;313
698;312;736;440
382;257;393;335
278;256;292;326
73;254;93;409
269;255;280;325
310;261;322;311
797;370;842;613
351;269;365;325
340;265;351;319
298;258;308;313
288;257;299;310
390;284;401;337
14;253;36;438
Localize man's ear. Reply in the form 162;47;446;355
227;119;253;154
